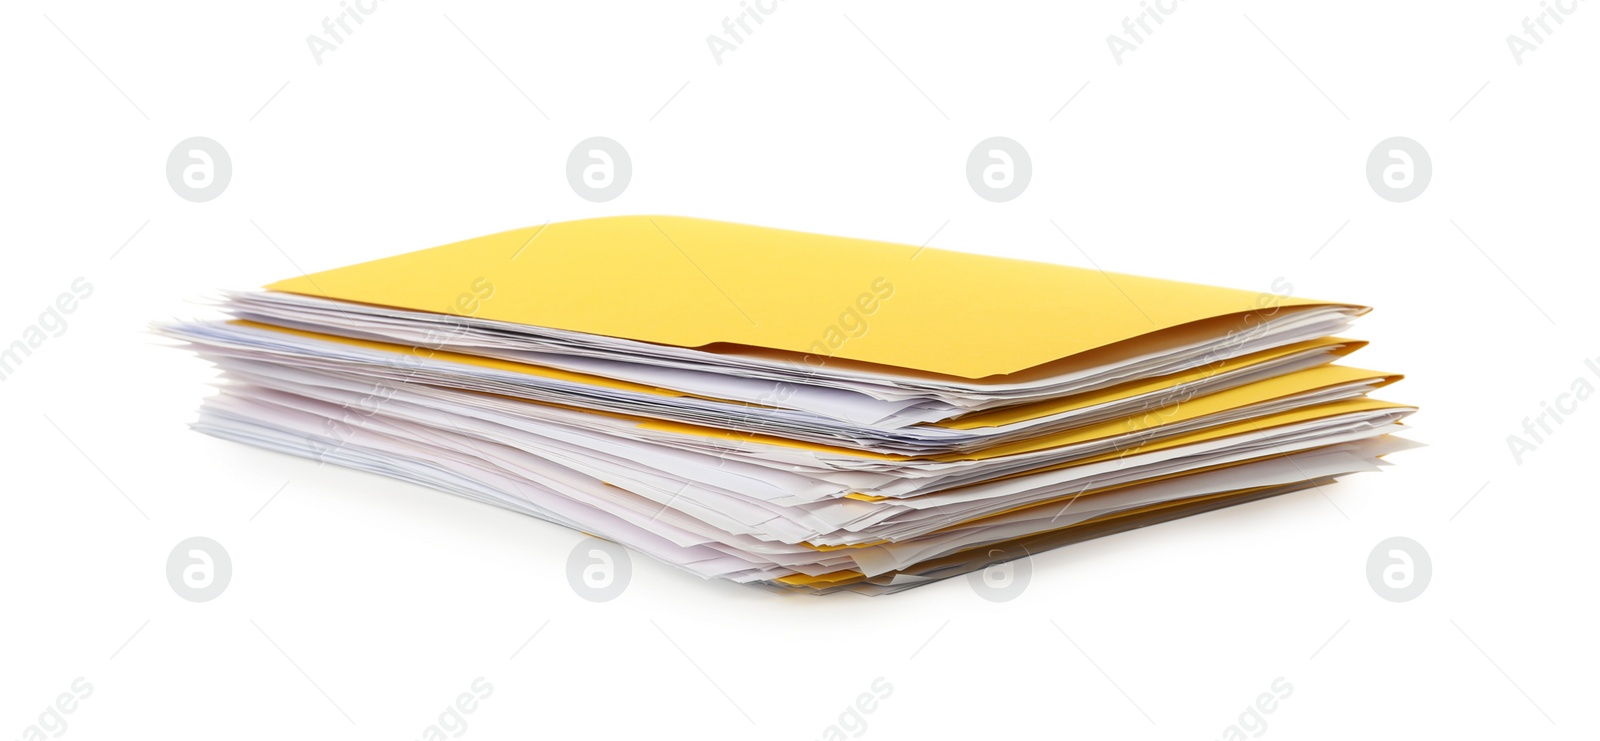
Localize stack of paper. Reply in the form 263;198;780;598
162;216;1416;595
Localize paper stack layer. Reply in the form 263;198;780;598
163;216;1417;595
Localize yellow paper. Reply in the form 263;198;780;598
265;216;1361;380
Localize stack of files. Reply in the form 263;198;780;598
161;216;1417;595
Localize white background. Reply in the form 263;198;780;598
2;1;1596;739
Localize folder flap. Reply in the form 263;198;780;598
937;365;1402;460
265;216;1360;380
938;335;1365;429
